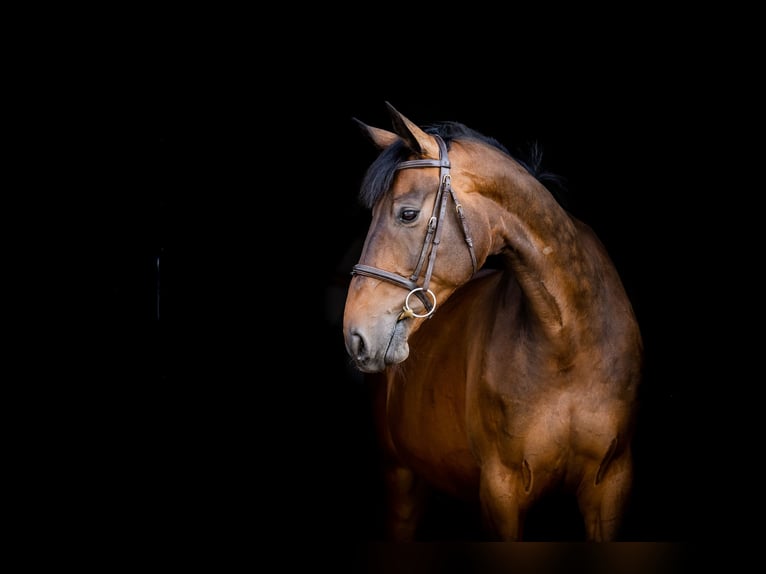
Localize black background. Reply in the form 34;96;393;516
102;92;695;540
71;22;749;555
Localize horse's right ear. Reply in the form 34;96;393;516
352;117;401;149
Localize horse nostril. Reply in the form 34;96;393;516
349;330;366;360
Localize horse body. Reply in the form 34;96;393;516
343;103;642;541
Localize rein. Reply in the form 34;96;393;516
352;135;478;320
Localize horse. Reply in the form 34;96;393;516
342;102;643;541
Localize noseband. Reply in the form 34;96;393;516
352;135;478;320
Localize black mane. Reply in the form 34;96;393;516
358;121;566;209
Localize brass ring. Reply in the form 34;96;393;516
403;287;437;319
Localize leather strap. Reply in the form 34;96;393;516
352;135;477;314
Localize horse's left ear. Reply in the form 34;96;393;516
385;101;441;160
352;118;401;149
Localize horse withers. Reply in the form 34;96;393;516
342;103;642;541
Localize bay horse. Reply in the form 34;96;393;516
342;103;642;541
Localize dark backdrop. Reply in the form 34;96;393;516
94;52;721;547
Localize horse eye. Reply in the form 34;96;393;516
399;209;419;223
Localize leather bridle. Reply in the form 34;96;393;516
352;135;478;320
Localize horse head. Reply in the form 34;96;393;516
343;103;495;373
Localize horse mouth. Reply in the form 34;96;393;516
383;319;410;367
349;318;411;373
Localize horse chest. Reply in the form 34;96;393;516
385;374;479;493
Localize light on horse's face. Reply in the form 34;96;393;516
342;275;414;373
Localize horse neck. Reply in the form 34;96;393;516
486;171;592;338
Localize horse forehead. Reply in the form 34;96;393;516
383;141;483;203
388;166;442;199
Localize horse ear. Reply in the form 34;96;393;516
352;117;401;149
385;101;440;160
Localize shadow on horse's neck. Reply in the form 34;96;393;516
471;163;609;348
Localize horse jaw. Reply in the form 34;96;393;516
345;315;412;373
